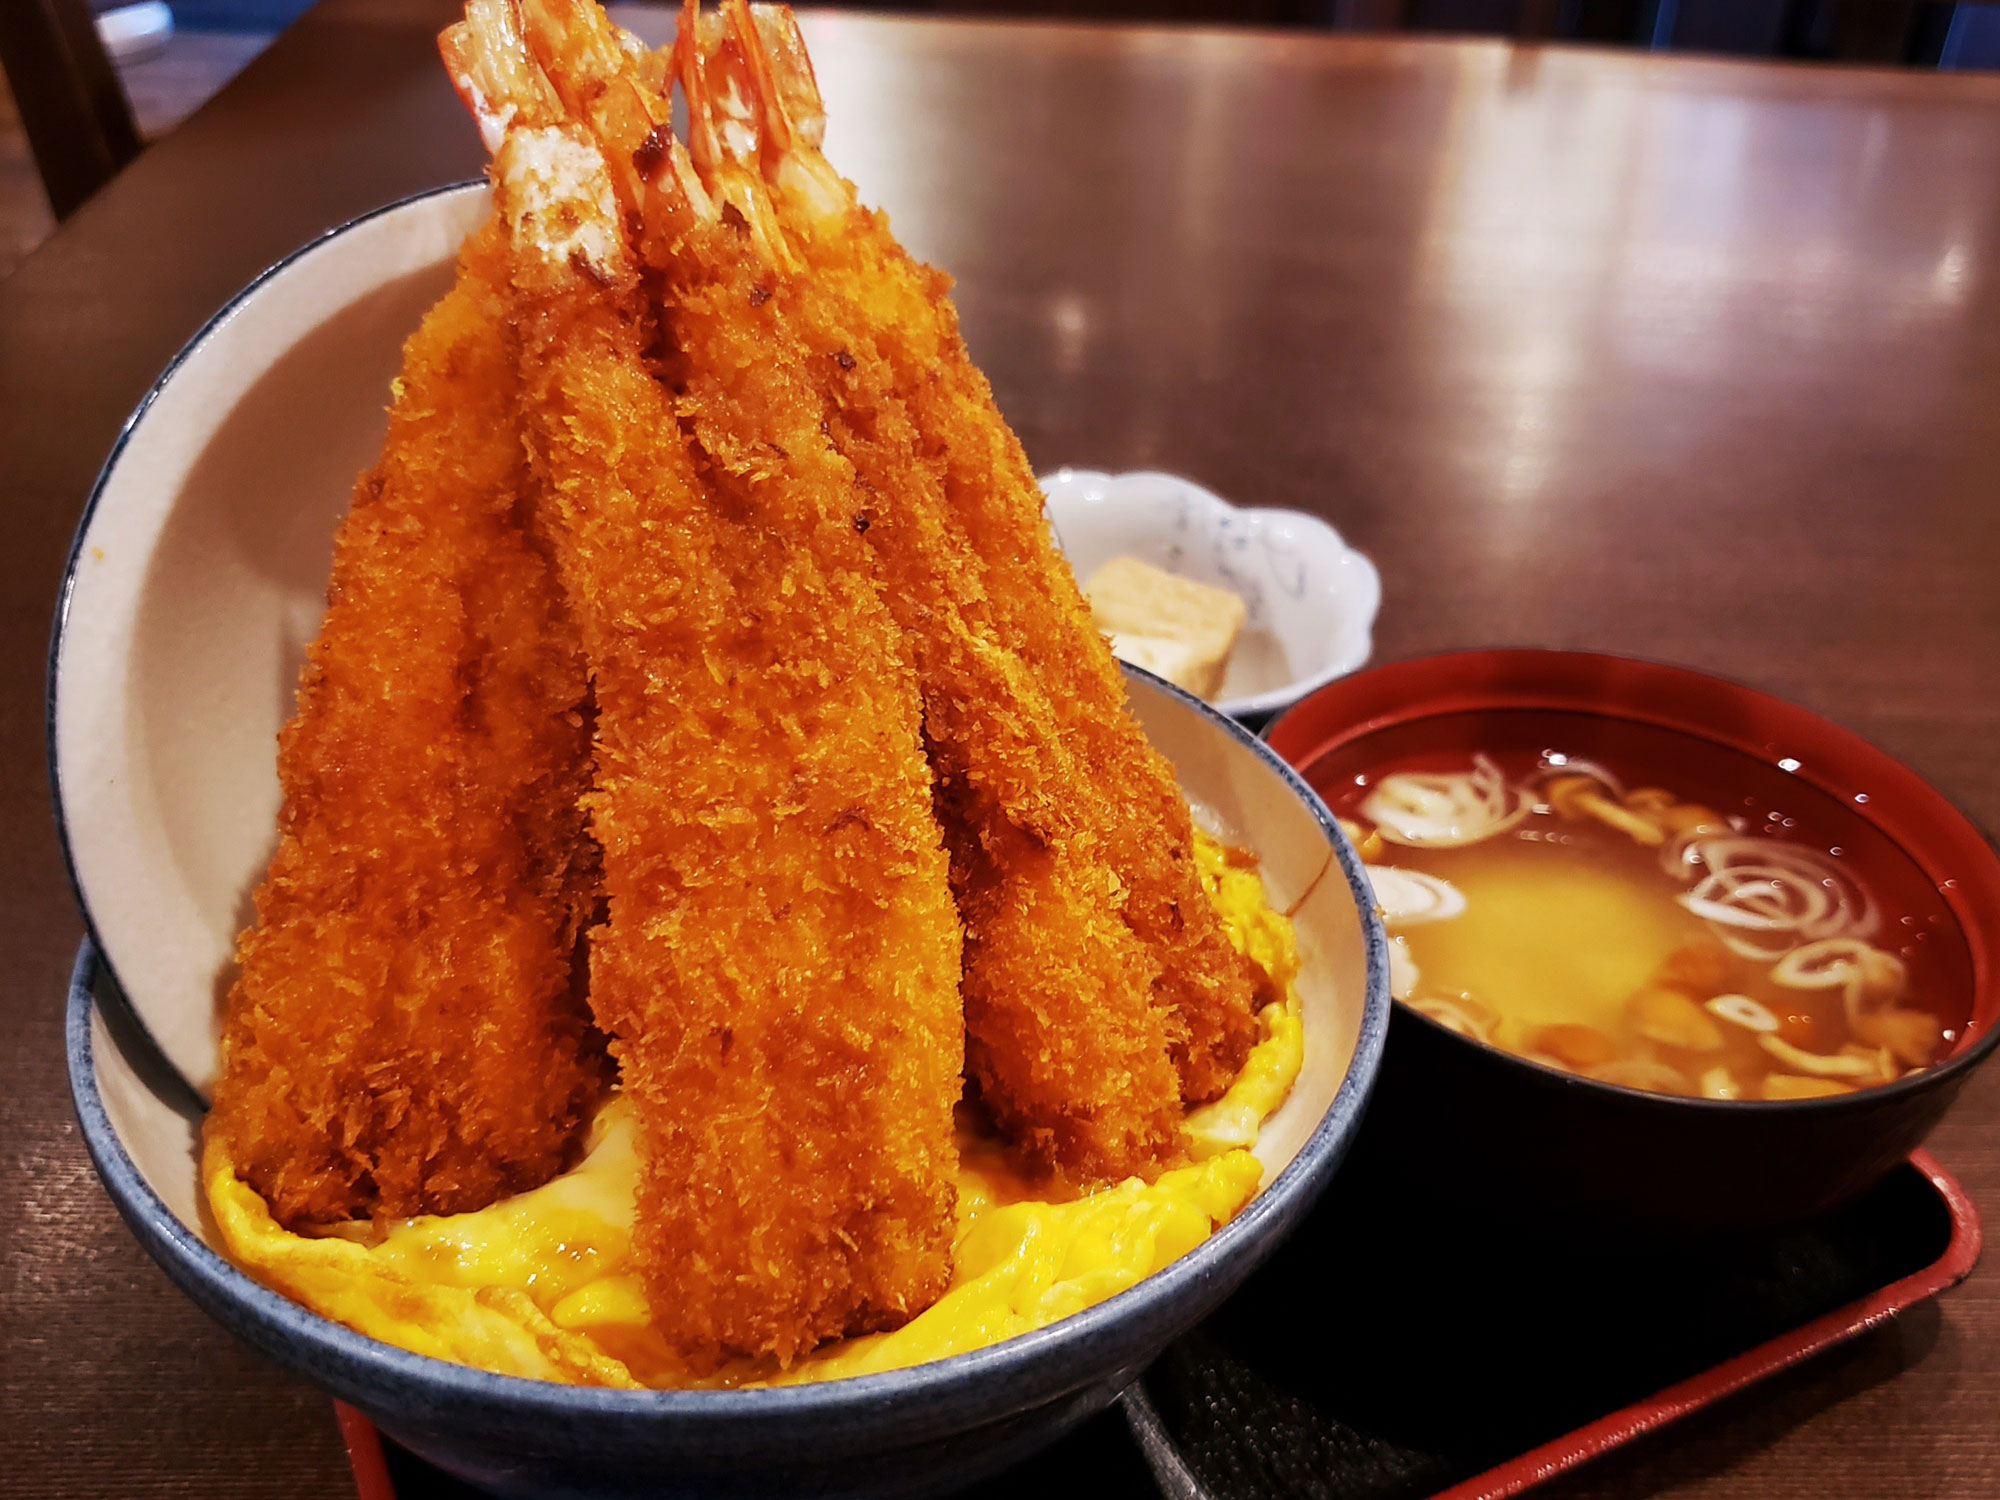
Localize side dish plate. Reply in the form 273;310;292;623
1040;468;1379;722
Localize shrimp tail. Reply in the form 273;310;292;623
440;0;559;151
672;0;725;179
722;0;791;166
511;0;712;248
516;0;667;212
716;2;846;217
731;3;825;152
664;1;798;269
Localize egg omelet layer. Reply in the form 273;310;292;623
204;831;1305;1388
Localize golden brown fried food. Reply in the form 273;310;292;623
696;3;1264;1145
941;782;1186;1180
458;0;962;1367
204;219;608;1232
663;3;1192;1183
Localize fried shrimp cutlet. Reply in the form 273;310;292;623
692;4;1264;1138
668;4;1189;1182
449;0;962;1367
204;218;608;1232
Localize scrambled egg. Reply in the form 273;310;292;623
206;831;1304;1388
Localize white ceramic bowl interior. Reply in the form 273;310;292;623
1039;468;1381;720
56;183;493;1099
55;185;1376;1275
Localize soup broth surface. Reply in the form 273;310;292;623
1313;711;1971;1102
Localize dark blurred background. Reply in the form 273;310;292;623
843;0;2000;65
163;0;2000;63
5;0;1999;283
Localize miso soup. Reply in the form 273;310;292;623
1315;711;1972;1102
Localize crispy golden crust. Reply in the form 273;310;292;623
507;216;962;1369
204;222;609;1231
762;198;1263;1154
733;269;1186;1182
942;779;1185;1182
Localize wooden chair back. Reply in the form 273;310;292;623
0;0;140;219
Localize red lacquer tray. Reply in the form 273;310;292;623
335;1150;1979;1500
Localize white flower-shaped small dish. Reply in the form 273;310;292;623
1039;469;1381;721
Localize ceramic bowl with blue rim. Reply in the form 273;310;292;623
1040;468;1381;724
53;183;1391;1499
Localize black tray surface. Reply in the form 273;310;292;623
378;1157;1955;1500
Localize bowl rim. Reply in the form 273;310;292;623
1036;465;1382;720
1263;645;2000;1117
65;645;1391;1421
45;178;495;1103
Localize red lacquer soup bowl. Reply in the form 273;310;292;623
1266;650;2000;1234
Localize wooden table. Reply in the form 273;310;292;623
4;3;1998;1495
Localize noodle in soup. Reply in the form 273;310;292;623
1317;712;1971;1102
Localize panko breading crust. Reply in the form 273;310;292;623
493;93;963;1367
205;221;609;1230
715;35;1265;1174
212;0;1266;1375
